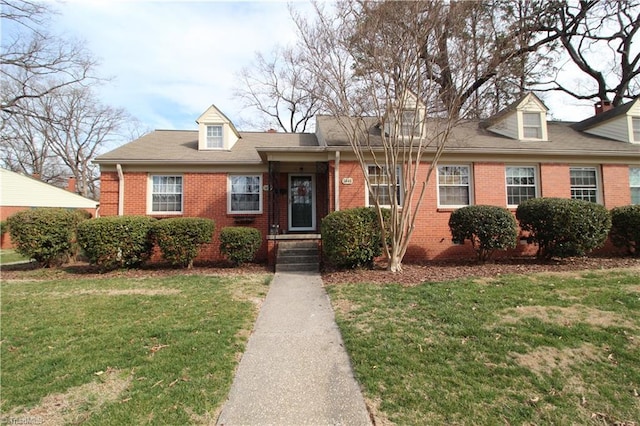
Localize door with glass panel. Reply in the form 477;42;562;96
288;174;315;231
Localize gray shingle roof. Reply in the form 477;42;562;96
95;130;319;164
571;98;637;131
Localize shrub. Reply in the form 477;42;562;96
321;207;389;269
448;205;518;262
6;208;79;267
516;198;611;259
609;205;640;256
152;217;215;268
0;221;7;236
77;216;155;270
219;227;262;266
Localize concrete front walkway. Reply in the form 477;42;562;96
216;271;372;426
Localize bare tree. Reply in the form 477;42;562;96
535;0;640;106
235;45;321;132
0;0;97;127
293;2;469;272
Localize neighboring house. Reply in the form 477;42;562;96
94;94;640;264
0;168;99;248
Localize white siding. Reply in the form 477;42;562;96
628;100;640;116
584;115;630;142
196;105;239;150
487;112;519;139
0;169;98;209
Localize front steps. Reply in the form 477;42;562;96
275;240;320;272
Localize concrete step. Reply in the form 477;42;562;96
277;254;318;265
278;241;318;249
275;262;319;273
277;247;318;257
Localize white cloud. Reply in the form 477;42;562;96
51;0;311;131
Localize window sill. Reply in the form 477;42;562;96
149;211;183;216
437;206;469;212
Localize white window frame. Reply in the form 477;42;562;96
505;166;539;208
630;167;640;205
227;174;263;214
400;110;421;138
437;165;472;208
522;112;542;140
206;125;224;149
570;166;601;203
148;175;183;214
365;165;403;208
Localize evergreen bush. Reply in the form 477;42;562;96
609;205;640;256
7;208;79;267
516;197;611;259
77;216;155;270
321;207;388;269
219;227;262;266
448;205;518;261
152;217;215;268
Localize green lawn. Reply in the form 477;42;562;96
0;249;30;265
327;268;640;425
1;272;271;424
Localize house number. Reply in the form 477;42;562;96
342;177;353;185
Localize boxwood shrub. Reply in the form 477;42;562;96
448;205;517;262
321;207;389;269
0;221;7;236
7;208;81;267
219;227;262;266
609;205;640;256
516;197;611;259
152;217;215;268
77;216;156;270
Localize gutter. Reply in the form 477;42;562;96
116;163;124;216
334;151;340;211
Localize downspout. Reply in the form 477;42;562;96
116;163;124;216
334;151;340;211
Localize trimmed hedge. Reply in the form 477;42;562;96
609;205;640;256
321;207;388;269
219;227;262;266
6;208;81;267
152;217;215;268
0;221;7;236
449;205;517;262
516;198;611;259
77;216;156;270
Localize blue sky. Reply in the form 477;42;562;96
39;1;597;139
49;0;311;134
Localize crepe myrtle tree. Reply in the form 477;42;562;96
291;2;473;272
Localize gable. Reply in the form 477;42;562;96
574;98;640;144
196;104;240;150
484;92;548;141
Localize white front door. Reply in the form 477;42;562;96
288;174;316;231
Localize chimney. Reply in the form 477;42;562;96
32;173;40;180
595;100;613;115
67;177;76;193
267;128;277;133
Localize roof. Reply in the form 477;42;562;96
0;168;99;208
480;92;549;129
315;116;640;158
94;130;320;165
571;98;638;131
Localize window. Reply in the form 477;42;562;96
633;117;640;142
570;167;599;203
506;166;537;206
367;165;402;206
630;167;640;205
206;125;223;148
229;175;262;213
522;112;542;139
400;111;421;137
151;175;182;213
437;165;471;207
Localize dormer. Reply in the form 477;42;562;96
482;92;549;142
196;104;241;150
383;91;426;139
572;98;640;144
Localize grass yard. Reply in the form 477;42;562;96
1;272;271;424
0;249;30;265
327;268;640;425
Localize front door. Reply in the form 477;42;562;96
288;174;315;231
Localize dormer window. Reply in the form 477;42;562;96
401;111;421;137
522;112;542;139
633;117;640;142
207;125;223;149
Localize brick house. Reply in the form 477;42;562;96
94;94;640;265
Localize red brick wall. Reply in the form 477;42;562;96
540;164;570;198
602;164;631;208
